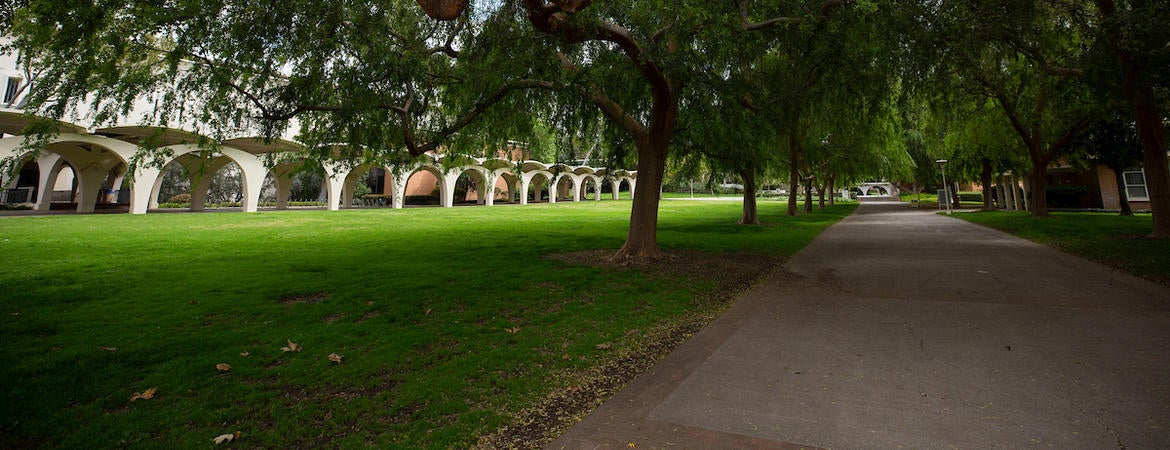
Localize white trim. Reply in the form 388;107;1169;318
1122;169;1149;202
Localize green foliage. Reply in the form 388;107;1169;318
0;201;854;448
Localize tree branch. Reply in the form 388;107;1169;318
402;78;558;156
735;0;850;31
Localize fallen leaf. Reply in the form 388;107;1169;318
327;353;343;364
627;442;637;448
281;339;302;352
424;308;432;315
99;347;117;352
212;431;240;445
239;351;250;357
595;342;612;350
504;326;521;335
215;363;232;372
561;353;571;360
130;387;157;402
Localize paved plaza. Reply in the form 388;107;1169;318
551;202;1170;449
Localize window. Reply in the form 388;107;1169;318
1123;170;1149;201
3;77;21;104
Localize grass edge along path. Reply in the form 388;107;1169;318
0;201;854;449
954;210;1170;286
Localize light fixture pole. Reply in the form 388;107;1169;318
936;159;951;215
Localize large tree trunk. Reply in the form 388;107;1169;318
817;178;827;210
980;158;994;211
739;166;760;225
803;177;814;213
827;174;836;206
787;132;800;216
1096;0;1170;238
1029;153;1051;217
1133;91;1170;237
1112;166;1134;216
614;138;668;259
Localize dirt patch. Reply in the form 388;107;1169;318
475;249;777;449
546;249;772;294
355;311;381;323
278;291;329;305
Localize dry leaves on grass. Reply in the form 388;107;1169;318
129;387;157;402
595;342;613;350
98;347;117;352
239;351;250;357
281;339;302;352
327;353;343;364
215;363;232;372
504;326;521;335
212;431;240;445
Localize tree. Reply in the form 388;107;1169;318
1091;0;1170;236
926;1;1097;217
939;97;1026;211
1073;112;1144;216
9;0;866;260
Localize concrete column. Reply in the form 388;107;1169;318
441;169;460;208
322;162;347;211
341;175;358;209
218;149;268;213
74;164;108;213
629;178;637;199
570;175;582;202
274;173;292;209
611;179;621;200
187;158;230;211
391;173;408;209
34;153;62;211
129;166;161;214
482;172;495;207
1008;174;1020;211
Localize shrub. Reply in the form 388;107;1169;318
957;192;983;202
166;193;191;203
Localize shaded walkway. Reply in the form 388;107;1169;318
551;202;1170;449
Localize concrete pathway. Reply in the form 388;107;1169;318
550;202;1170;449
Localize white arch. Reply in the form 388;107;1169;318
520;170;553;205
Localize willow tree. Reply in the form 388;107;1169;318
10;0;878;258
725;1;899;216
924;1;1100;217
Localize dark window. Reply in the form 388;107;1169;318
4;77;21;104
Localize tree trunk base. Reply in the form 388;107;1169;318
608;244;669;263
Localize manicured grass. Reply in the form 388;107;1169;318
956;211;1170;285
0;200;853;449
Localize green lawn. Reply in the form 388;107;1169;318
0;200;853;449
956;211;1170;285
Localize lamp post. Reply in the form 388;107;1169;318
936;159;951;215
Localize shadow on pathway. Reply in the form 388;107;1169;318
550;202;1170;449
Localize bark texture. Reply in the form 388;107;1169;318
1096;0;1170;238
739;167;760;225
